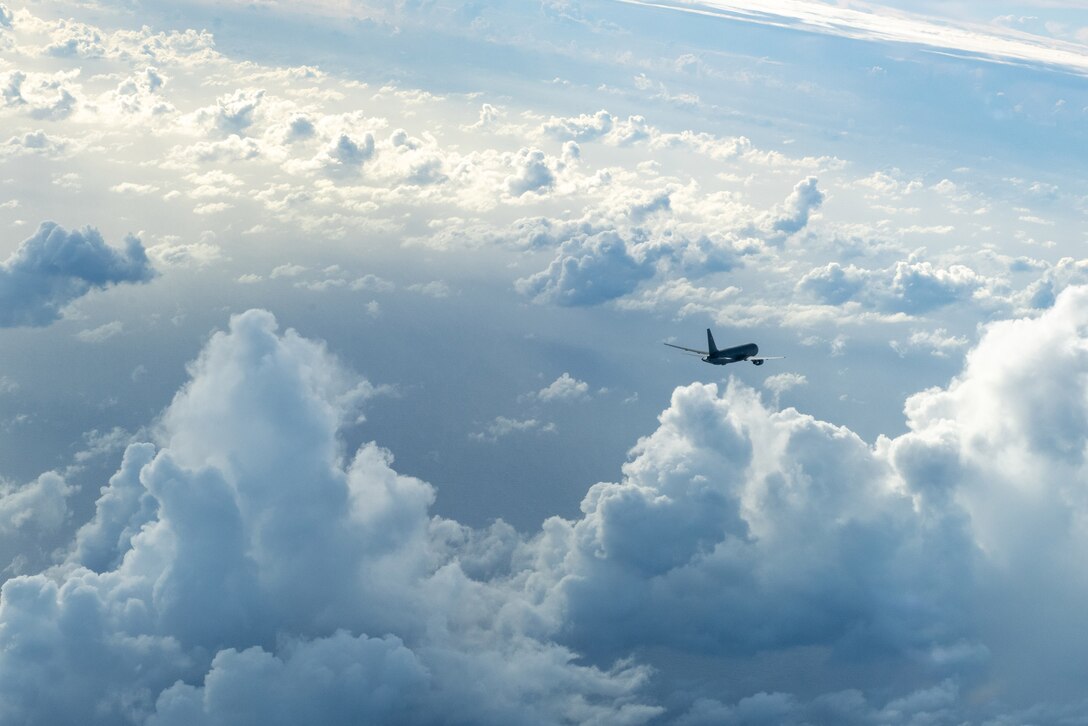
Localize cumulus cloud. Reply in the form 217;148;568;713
195;88;264;135
534;372;590;402
540;109;614;142
505;147;556;197
0;472;72;536
1019;256;1088;309
0;310;655;725
0;222;155;327
747;176;825;242
12;292;1088;719
797;257;998;315
515;230;657;306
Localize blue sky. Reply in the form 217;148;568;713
2;0;1088;723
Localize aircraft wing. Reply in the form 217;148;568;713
664;342;708;355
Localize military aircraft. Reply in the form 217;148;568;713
664;329;784;366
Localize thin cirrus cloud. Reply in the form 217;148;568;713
0;222;155;327
626;0;1088;74
4;288;1088;720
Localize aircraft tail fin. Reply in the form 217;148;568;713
706;328;718;355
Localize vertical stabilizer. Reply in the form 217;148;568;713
706;328;718;354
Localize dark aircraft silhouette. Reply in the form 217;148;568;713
665;329;784;366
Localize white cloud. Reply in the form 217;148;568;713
202;88;265;136
147;241;222;267
505;147;556;197
633;0;1088;76
891;328;969;357
406;280;450;298
10;290;1088;718
0;222;155;327
0;472;71;536
270;263;306;278
0;310;656;724
763;371;807;397
797;257;1000;315
535;372;590;402
746;175;825;242
515;230;657;306
3;129;66;157
470;415;557;443
540;109;614;142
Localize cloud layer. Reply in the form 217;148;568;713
7;287;1088;720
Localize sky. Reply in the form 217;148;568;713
1;0;1088;723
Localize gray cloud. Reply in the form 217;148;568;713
798;258;993;314
0;222;155;327
505;148;556;196
515;230;657;306
10;288;1088;721
748;175;825;243
0;310;657;725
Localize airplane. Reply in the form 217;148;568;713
664;329;784;366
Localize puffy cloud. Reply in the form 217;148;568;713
747;176;825;242
13;291;1088;719
515;230;657;306
510;185;747;308
535;372;590;402
3;129;66;156
888;259;988;312
796;261;872;305
505;148;556;197
0;222;155;327
1019;256;1088;309
798;257;998;315
532;379;965;659
0;310;655;725
312;133;375;176
0;471;72;536
194;88;265;136
102;67;174;121
540;109;614;142
1;70;23;105
518;284;1088;715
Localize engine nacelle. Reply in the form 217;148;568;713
751;359;764;366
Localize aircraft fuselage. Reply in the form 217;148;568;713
705;343;758;365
